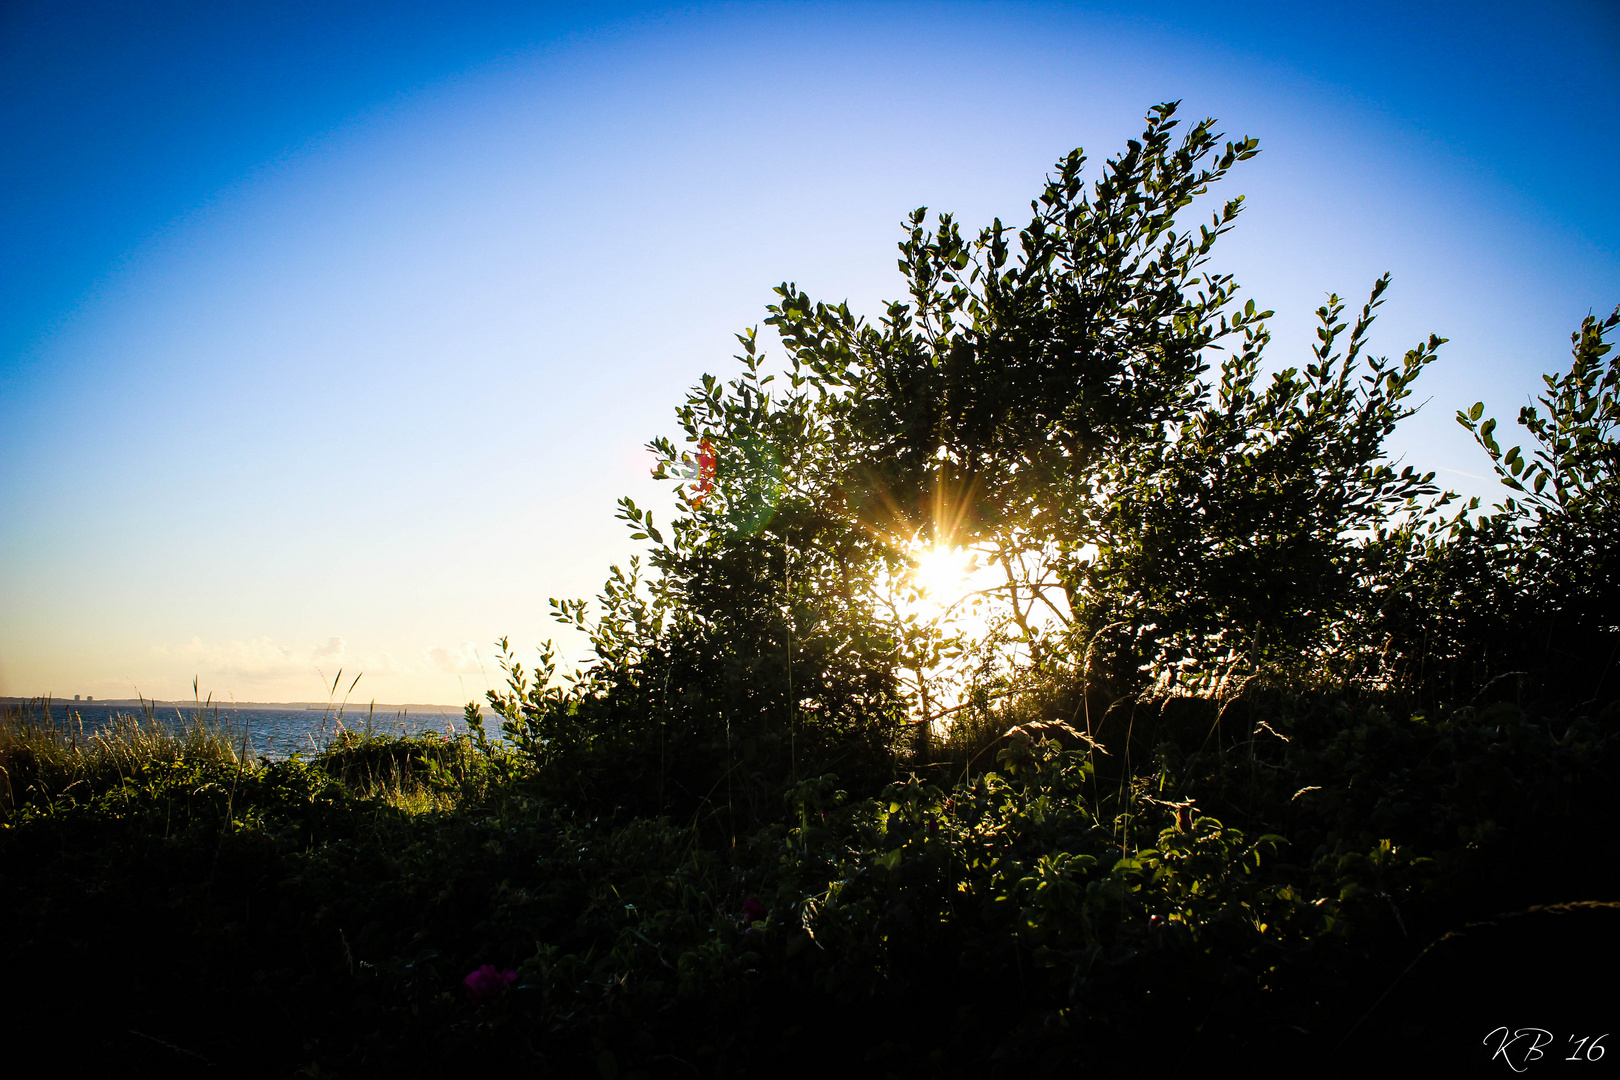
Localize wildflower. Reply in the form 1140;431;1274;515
463;964;517;1003
741;898;766;923
694;439;716;507
675;439;718;507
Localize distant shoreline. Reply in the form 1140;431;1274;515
1;697;479;713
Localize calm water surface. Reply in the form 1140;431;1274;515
22;701;465;760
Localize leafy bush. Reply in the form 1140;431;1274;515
507;102;1486;818
314;727;489;806
1377;306;1620;711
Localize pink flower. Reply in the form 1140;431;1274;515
741;898;766;923
463;964;517;1003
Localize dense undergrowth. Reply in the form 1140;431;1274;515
3;687;1617;1076
6;107;1617;1074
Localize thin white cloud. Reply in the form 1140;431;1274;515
154;635;481;693
1435;465;1497;484
422;642;484;675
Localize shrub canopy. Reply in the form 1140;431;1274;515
487;102;1619;825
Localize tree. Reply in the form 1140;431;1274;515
500;102;1461;815
1075;276;1443;694
757;102;1442;710
492;330;919;827
1375;305;1620;709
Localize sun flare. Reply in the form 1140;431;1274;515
910;544;975;606
895;540;995;634
884;538;1007;734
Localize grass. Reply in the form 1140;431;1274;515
0;697;242;812
0;698;492;817
312;727;485;811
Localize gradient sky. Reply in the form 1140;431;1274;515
3;1;1617;705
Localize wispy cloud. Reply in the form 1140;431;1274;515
152;635;482;692
422;642;485;675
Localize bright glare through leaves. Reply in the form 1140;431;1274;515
903;543;983;627
911;543;972;599
889;540;1007;715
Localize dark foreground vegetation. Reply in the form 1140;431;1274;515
5;105;1617;1075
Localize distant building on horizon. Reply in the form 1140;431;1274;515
74;694;80;700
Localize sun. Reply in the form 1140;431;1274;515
910;544;977;611
893;539;996;635
884;538;1005;737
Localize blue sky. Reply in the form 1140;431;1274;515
2;1;1616;704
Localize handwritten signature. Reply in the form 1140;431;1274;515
1485;1028;1607;1071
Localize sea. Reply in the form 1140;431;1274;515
5;699;474;760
